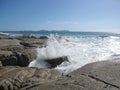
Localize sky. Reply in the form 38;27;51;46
0;0;120;32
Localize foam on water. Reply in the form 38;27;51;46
29;35;120;74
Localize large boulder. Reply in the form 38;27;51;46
45;56;69;68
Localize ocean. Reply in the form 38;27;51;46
1;30;120;74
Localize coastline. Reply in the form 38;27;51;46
0;33;120;90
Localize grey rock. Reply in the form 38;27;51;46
69;60;120;90
0;39;24;52
29;60;120;90
0;66;61;90
0;39;20;48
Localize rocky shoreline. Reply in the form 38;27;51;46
0;34;120;90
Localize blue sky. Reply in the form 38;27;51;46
0;0;120;32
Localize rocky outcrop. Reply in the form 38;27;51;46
1;55;120;90
0;51;17;66
0;34;47;67
0;66;61;90
1;34;120;90
0;49;36;67
17;35;48;48
45;56;69;68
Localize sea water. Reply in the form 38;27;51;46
2;31;120;74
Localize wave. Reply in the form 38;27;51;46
29;34;120;74
0;32;9;35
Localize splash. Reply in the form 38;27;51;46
29;35;120;74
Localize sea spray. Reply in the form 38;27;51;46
29;35;120;74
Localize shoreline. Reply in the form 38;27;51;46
0;33;120;90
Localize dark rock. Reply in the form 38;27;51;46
39;36;48;39
20;41;35;47
15;52;29;66
14;49;36;66
45;56;69;68
0;49;36;67
0;61;2;66
20;49;37;62
0;51;17;66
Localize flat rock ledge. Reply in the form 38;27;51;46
28;59;120;90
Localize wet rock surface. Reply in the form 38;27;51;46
45;56;69;68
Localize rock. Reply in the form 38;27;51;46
16;35;38;39
0;61;2;66
20;49;37;62
28;59;120;90
14;35;48;48
0;39;20;48
45;56;69;68
0;66;35;90
39;36;48;39
14;49;37;66
68;59;120;90
33;68;61;80
1;45;24;52
0;51;17;66
14;52;29;67
0;39;24;52
0;66;61;90
20;38;47;48
0;49;36;67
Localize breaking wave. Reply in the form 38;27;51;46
29;35;120;74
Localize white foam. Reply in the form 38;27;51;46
0;32;9;35
29;35;120;74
